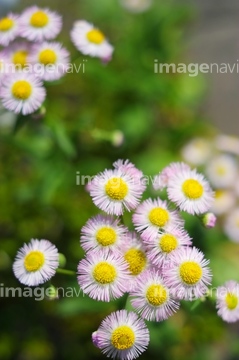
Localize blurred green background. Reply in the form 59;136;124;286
1;0;239;359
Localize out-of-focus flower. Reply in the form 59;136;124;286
2;41;32;70
19;6;62;42
181;137;212;166
70;20;113;62
13;239;59;286
215;134;239;156
129;268;179;322
119;0;153;13
210;189;236;215
29;41;70;81
0;13;19;46
167;168;214;215
0;71;46;115
80;215;127;254
224;207;239;243
92;310;149;360
132;198;184;241
216;280;239;323
206;154;238;189
77;250;130;302
163;246;212;301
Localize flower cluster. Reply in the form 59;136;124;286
12;158;239;359
181;134;239;243
0;7;113;115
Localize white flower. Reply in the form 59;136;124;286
13;239;59;286
0;13;19;46
206;154;238;189
181;137;212;166
224;207;239;243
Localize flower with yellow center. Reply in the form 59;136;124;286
216;281;239;323
80;215;127;253
124;248;147;276
11;80;32;100
167;168;214;215
77;251;130;302
30;11;49;28
13;239;59;286
206;154;238;189
0;14;18;46
12;51;28;68
92;310;149;359
130;269;180;321
133;197;184;241
0;17;14;32
86;29;105;44
89;168;145;215
160;234;178;253
162;246;212;301
39;49;57;65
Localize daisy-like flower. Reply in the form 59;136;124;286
77;251;129;302
132;197;184;241
119;0;153;13
0;72;46;115
80;215;127;254
180;137;211;166
19;6;62;42
206;154;238;189
167;168;214;215
70;20;114;62
210;189;236;216
120;232;148;291
153;162;190;191
12;239;59;286
0;13;19;46
29;41;70;81
163;246;212;301
145;226;192;268
2;41;32;71
89;168;145;216
113;159;144;180
216;280;239;323
92;310;149;360
224;207;239;243
215;134;239;156
129;268;180;322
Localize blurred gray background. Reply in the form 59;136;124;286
188;0;239;135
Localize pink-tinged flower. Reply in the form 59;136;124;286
129;268;179;322
77;251;129;302
132;197;184;241
153;162;191;191
0;72;46;115
0;13;19;46
119;232;149;291
13;239;59;286
201;212;217;229
162;246;212;301
70;20;113;62
145;226;192;268
167;168;214;215
216;280;239;323
224;207;239;243
89;168;145;216
80;215;127;254
92;310;149;360
29;41;70;81
19;6;62;42
1;41;32;71
113;159;144;180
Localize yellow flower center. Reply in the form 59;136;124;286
215;190;224;199
96;227;117;246
0;17;14;31
30;11;49;28
180;261;202;285
111;326;135;350
39;49;57;65
86;29;105;44
12;51;28;67
24;251;45;272
182;179;204;199
124;249;147;275
148;207;169;227
12;80;32;100
146;284;168;306
160;234;178;253
226;293;238;310
216;165;226;176
93;261;117;284
105;177;128;201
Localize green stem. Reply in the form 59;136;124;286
56;268;76;276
